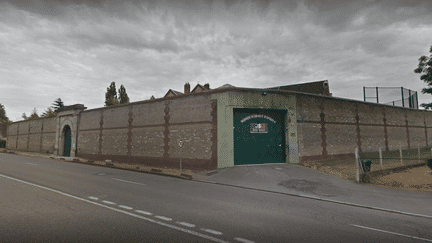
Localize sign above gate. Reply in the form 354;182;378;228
250;123;268;133
240;114;276;123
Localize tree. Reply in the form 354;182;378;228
28;108;39;120
22;108;39;121
52;98;64;112
414;45;432;109
118;84;130;104
105;82;118;107
0;103;9;123
42;107;57;118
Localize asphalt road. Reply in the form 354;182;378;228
1;153;432;243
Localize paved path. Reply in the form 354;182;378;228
193;163;432;218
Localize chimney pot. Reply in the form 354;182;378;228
184;82;190;94
204;83;210;90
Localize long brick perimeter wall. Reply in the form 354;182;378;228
297;94;432;161
77;94;217;171
6;117;57;153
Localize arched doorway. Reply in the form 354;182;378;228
63;125;71;157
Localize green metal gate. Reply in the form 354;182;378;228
63;126;71;157
234;108;286;165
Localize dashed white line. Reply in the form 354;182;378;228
102;200;116;205
135;210;153;215
201;228;223;235
118;205;133;210
112;178;146;186
234;237;255;243
177;222;195;228
25;162;38;165
351;224;432;242
155;216;172;221
0;173;229;243
88;196;99;200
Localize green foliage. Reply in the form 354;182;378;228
414;45;432;109
105;82;118;107
105;82;129;106
0;103;9;123
28;108;39;120
52;98;64;112
42;107;57;118
22;108;39;121
118;85;130;104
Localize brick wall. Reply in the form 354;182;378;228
297;94;432;161
77;94;217;171
6;117;56;153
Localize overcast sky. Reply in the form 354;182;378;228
1;0;431;121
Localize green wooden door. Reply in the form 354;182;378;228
63;126;71;157
234;109;286;165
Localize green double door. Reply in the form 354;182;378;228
234;108;286;165
64;126;71;157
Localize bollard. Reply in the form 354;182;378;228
400;146;403;166
418;147;421;163
379;148;383;170
355;148;360;183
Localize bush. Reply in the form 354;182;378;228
0;139;6;148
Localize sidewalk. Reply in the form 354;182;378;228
192;163;432;218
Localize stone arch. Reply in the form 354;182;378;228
61;125;72;156
58;119;75;157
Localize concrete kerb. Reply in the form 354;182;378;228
7;150;193;180
190;176;432;220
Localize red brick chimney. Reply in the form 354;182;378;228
204;83;210;90
184;82;190;94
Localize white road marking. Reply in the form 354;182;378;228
102;200;116;205
0;173;229;243
234;237;255;243
25;162;37;165
118;205;133;210
155;216;172;221
351;224;432;242
88;196;99;200
177;222;196;228
135;210;153;215
112;178;146;186
201;228;223;235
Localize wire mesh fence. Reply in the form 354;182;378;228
359;147;430;171
301;147;431;182
363;87;418;109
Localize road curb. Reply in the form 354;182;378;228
5;151;193;181
191;178;432;219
